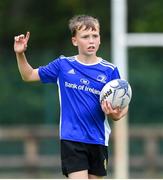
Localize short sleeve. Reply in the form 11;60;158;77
38;58;60;83
111;67;121;80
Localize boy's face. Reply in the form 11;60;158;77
72;25;100;57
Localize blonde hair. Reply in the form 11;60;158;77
69;15;100;36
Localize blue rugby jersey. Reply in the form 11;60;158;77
38;56;120;146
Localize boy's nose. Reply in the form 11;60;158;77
89;36;94;43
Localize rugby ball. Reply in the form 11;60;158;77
100;79;132;109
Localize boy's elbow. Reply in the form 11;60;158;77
22;77;29;82
21;75;31;82
21;71;40;82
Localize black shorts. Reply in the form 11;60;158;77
61;140;108;177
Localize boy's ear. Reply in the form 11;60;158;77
72;37;78;46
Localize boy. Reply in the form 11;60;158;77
14;15;128;179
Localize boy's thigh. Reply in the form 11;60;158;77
68;170;88;179
60;140;108;177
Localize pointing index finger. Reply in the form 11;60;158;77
25;31;30;42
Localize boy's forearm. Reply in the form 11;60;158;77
16;52;34;81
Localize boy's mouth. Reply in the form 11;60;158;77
87;46;95;50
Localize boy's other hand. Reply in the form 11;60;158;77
14;32;30;54
101;100;128;121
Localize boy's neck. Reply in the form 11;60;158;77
76;55;99;64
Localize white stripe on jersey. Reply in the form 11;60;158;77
100;60;115;70
104;115;111;146
59;55;76;62
57;79;62;138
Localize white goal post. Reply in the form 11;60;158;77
111;0;163;179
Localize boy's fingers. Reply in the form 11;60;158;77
19;34;25;38
14;36;19;41
25;31;30;42
101;100;111;114
14;34;24;42
14;32;30;42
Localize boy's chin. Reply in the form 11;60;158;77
86;51;96;56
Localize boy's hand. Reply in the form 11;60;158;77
101;100;128;121
14;32;30;53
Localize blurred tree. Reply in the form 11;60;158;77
128;0;163;32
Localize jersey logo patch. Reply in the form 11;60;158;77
80;78;90;85
97;74;107;83
68;69;75;74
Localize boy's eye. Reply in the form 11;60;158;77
82;35;99;39
82;35;89;38
93;34;99;38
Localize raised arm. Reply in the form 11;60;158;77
14;32;40;82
